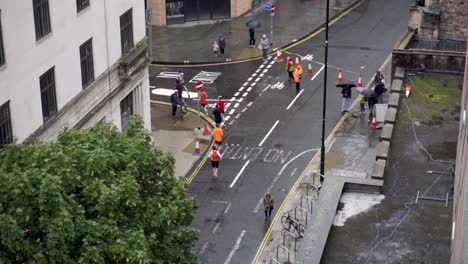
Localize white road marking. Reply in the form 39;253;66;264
239;86;245;91
247;102;253;107
223;230;246;264
267;64;272;69
252;73;257;77
259;65;265;68
291;168;297;177
234;103;240;108
211;200;229;204
151;88;198;99
247;87;253;92
278;148;318;176
286;89;304;110
212;223;221;234
251;82;257;86
225;116;231;121
235;114;241;119
255;78;260;82
155;71;180;79
230;161;251;188
241;107;248;112
242;92;248;97
189;71;222;84
260;73;265;77
256;69;260;73
225;103;231;109
258;120;280;147
326;137;337;153
311;65;325;81
238;98;244;102
243;82;248;86
229;109;235;115
262;69;268;73
248;77;253;81
200;242;209;254
234;92;240;97
224;203;232;214
269;60;275;65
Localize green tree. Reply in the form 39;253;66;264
0;116;198;264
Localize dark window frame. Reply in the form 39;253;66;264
0;101;13;147
120;8;134;55
39;66;58;122
76;0;90;13
33;0;52;40
120;91;134;131
79;38;94;88
0;9;5;65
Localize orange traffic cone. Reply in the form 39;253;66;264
203;122;210;135
307;63;313;75
276;48;283;62
405;85;412;98
357;75;363;88
295;57;300;65
370;115;377;129
337;69;343;83
192;138;204;156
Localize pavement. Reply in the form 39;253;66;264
148;0;417;263
151;0;357;63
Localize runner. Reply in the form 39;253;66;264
213;105;223;127
216;96;225;119
212;124;224;150
200;89;208;115
208;146;223;178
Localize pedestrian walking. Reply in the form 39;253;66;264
216;96;225;117
213;105;223;126
249;28;256;47
374;71;385;104
170;91;180;116
367;93;377;123
259;34;269;61
293;63;303;93
286;58;295;82
177;70;185;85
200;89;208;115
341;84;352;114
175;79;184;98
212;124;224;150
359;94;366;116
263;193;274;220
208;146;223;178
213;40;219;57
218;34;226;56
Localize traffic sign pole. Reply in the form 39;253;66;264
270;4;275;46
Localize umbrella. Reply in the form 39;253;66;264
246;19;262;29
335;83;356;88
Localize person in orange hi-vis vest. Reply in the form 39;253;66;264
200;89;208;115
286;58;295;82
212;124;224;150
208;146;223;177
293;63;303;94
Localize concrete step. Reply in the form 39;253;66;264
371;159;386;180
380;124;394;142
391;79;403;93
384;107;397;124
394;66;405;79
344;177;384;194
376;141;390;161
388;93;400;108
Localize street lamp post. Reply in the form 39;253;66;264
320;0;330;180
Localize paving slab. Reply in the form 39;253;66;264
391;79;403;93
376;141;390;161
379;123;394;142
384;107;397;124
388;92;400;108
394;66;405;79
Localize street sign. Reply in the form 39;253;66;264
262;3;272;11
270;4;275;15
196;81;203;91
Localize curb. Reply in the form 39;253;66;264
150;100;215;184
150;0;365;67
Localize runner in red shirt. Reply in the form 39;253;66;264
216;96;225;118
208;146;223;177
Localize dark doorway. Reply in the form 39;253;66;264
168;0;230;24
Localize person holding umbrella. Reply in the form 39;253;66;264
246;19;261;47
249;28;256;47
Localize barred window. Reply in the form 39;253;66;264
0;101;13;147
80;38;94;88
120;91;134;131
39;67;58;122
33;0;51;40
120;9;134;55
0;10;5;65
77;0;90;13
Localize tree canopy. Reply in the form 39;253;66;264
0;116;198;263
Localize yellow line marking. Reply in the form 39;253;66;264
150;100;215;184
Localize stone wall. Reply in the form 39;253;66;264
392;49;466;74
439;0;468;40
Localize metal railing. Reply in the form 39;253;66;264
276;244;291;263
283;230;298;252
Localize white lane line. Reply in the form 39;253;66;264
211;200;229;204
239;86;245;91
230;161;251;188
234;103;240;108
223;230;246;264
286;89;304;110
224;203;232;214
247;102;253;107
266;64;272;69
311;65;325;81
262;69;268;73
234;92;240;97
252;73;257;77
278;148;318;176
251;82;257;86
200;242;209;254
228;109;235;115
241;107;248;112
243;82;248;86
212;223;221;234
291;168;297;177
259;65;265;68
269;60;275;65
255;78;260;82
248;77;253;81
247;87;253;92
235;114;241;119
242;92;248;97
326;137;337;153
225;116;231;121
256;69;260;73
225;103;231;109
238;98;244;102
260;73;264;77
258;120;280;147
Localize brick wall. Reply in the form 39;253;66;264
439;0;468;39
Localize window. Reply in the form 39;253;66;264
80;38;94;88
120;9;134;55
76;0;90;13
120;91;134;131
33;0;51;40
0;101;13;147
39;67;58;122
0;10;5;65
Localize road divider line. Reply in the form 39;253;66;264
212;223;221;234
224;230;246;264
286;89;304;110
311;65;325;80
230;160;251;188
224;203;232;214
200;242;208;254
258;120;280;147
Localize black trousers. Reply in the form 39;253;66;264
264;206;273;217
220;48;225;55
295;82;300;93
249;37;255;46
172;105;177;115
288;71;293;81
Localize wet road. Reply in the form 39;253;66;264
149;0;411;263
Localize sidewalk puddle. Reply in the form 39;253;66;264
333;192;385;227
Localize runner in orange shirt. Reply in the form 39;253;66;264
200;89;208;115
212;124;224;150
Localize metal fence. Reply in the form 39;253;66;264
410;38;467;52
